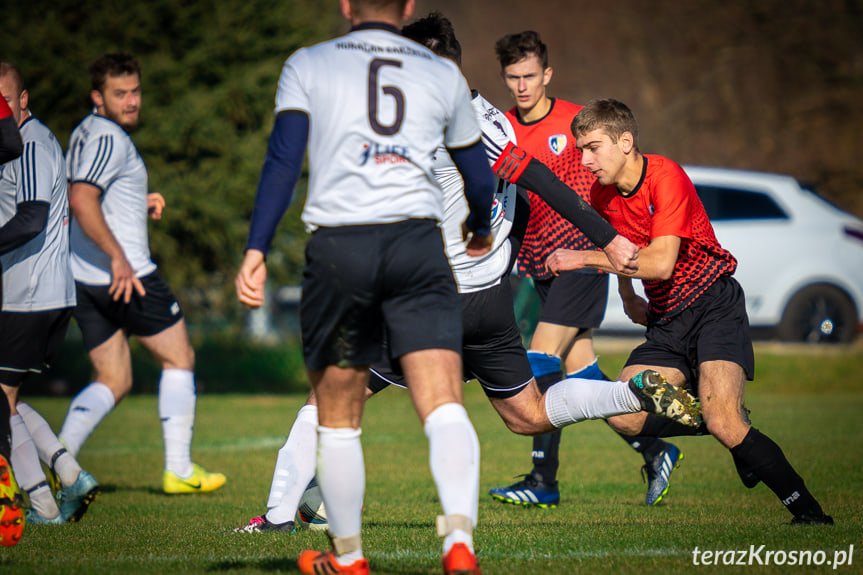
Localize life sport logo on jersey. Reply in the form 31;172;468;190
548;134;568;155
360;141;412;166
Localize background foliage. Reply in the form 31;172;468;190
4;0;344;326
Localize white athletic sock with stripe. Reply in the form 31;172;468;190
158;368;196;477
17;402;82;488
424;403;479;554
11;414;61;519
544;378;642;428
317;426;364;565
266;404;318;525
59;381;116;457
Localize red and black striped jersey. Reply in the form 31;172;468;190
590;155;737;323
506;99;596;279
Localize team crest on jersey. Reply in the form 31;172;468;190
360;141;412;166
548;134;567;156
490;183;511;222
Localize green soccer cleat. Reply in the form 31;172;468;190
629;370;702;428
163;463;226;494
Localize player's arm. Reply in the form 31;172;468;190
69;180;145;303
617;276;649;326
448;140;495;256
237;110;308;308
492;141;638;274
0;201;49;255
0;140;52;254
545;235;680;280
0;94;23;164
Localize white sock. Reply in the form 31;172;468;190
17;402;82;488
545;378;642;428
11;414;60;519
317;426;364;564
158;368;196;477
266;404;318;525
59;381;116;457
424;403;479;554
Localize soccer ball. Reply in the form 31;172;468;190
295;478;328;531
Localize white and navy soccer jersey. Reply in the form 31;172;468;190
66;114;156;285
274;23;481;231
0;117;75;311
437;93;517;293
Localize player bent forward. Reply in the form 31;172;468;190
545;98;832;525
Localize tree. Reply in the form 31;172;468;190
5;0;344;327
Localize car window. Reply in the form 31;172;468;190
695;185;789;221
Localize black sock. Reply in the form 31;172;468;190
0;398;10;461
730;427;827;519
529;370;562;485
639;413;709;438
608;421;668;459
531;430;561;485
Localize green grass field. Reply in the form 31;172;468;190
3;340;861;574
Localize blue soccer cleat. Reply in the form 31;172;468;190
57;469;100;522
642;442;683;506
489;473;560;508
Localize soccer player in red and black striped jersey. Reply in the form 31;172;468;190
489;30;680;509
546;98;832;525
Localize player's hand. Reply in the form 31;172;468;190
148;192;166;220
461;221;493;257
602;234;639;274
545;248;586;276
235;249;268;308
622;294;649;326
108;256;146;303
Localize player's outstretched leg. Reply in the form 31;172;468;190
628;370;702;427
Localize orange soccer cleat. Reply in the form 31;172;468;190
442;543;481;575
297;550;370;575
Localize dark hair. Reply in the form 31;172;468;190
494;30;548;70
402;11;462;66
89;53;141;92
572;98;640;149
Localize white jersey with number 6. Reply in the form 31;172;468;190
274;25;481;231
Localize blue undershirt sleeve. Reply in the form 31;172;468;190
0;201;49;255
245;110;309;255
448;141;495;237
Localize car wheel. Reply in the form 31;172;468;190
776;284;858;343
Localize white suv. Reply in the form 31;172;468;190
596;166;863;343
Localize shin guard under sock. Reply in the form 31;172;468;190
528;352;563;484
